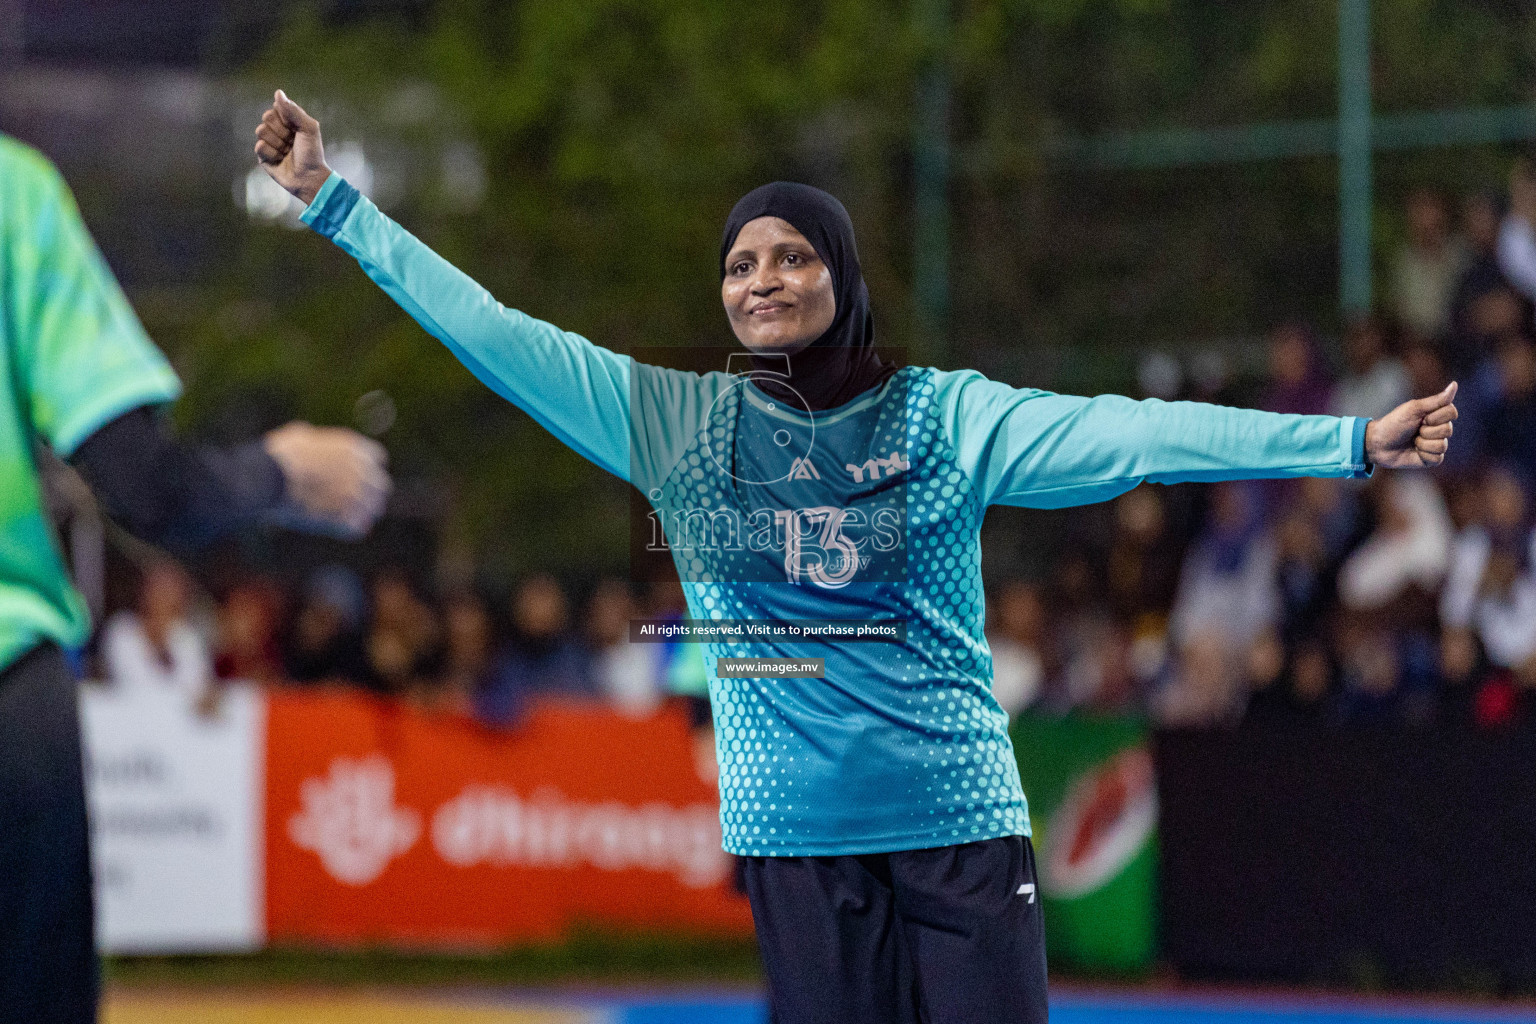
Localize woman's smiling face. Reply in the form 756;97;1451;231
722;216;836;355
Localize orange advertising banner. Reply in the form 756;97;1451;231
265;691;754;945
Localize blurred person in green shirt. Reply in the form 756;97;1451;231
0;135;391;1024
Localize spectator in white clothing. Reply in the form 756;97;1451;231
1393;186;1468;340
986;580;1046;719
1440;466;1536;679
1333;474;1452;723
100;559;212;700
1337;474;1453;611
586;578;664;718
1331;315;1411;421
1159;483;1280;727
1497;158;1536;318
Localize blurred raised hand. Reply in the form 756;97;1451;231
253;90;332;205
1363;382;1458;470
263;423;390;537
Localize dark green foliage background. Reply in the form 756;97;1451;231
121;0;1535;574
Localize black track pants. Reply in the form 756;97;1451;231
740;835;1049;1024
0;644;96;1024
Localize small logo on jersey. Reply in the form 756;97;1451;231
845;451;909;483
1017;883;1036;903
788;457;822;481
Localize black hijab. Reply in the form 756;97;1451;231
720;182;897;411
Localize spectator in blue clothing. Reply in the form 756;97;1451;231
1449;189;1510;353
285;565;372;685
1484;335;1536;488
475;574;594;727
1261;322;1334;416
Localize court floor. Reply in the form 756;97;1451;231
102;990;594;1024
103;987;1536;1024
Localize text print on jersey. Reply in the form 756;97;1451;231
845;451;910;483
632;353;915;588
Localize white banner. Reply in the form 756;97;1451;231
80;682;265;953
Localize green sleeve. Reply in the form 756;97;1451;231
4;142;181;456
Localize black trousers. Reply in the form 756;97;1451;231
740;835;1048;1024
0;643;97;1024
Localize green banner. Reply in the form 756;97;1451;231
1011;714;1156;974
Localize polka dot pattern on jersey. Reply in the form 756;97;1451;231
647;367;1029;856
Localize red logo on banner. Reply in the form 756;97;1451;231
265;692;753;945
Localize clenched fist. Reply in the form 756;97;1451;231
263;422;390;537
254;90;332;206
1363;382;1458;470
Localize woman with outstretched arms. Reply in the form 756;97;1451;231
256;90;1456;1024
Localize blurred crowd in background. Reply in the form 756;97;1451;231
92;560;710;728
989;160;1536;732
87;161;1536;735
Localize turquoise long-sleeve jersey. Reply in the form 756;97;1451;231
303;174;1370;856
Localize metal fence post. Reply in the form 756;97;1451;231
913;0;951;364
1338;0;1373;316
